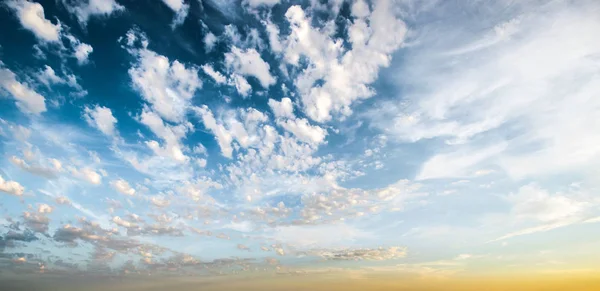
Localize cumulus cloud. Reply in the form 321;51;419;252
126;30;202;123
23;211;50;233
6;0;61;42
10;156;60;179
161;0;189;28
0;175;25;196
73;42;93;65
268;97;294;119
71;167;102;185
282;1;407;122
0;67;47;115
110;179;135;196
202;64;227;84
225;46;276;89
83;105;118;136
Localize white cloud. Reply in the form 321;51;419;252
0;68;47;114
111;179;136;196
10;156;60;179
225;47;276;88
371;0;600;181
262;19;282;53
268;98;294;119
507;184;589;223
127;35;202;123
61;0;124;24
139;108;190;163
416;143;506;180
161;0;189;28
37;203;53;214
282;1;407;122
74;42;93;65
231;74;252;97
36;65;64;86
204;32;217;52
71;167;102;185
277;118;327;145
83;105;118;136
0;175;25;196
202;64;227;84
6;0;61;42
244;0;281;8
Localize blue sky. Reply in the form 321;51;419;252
1;0;600;279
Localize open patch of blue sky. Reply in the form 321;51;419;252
1;0;599;279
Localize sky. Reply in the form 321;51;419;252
1;0;600;290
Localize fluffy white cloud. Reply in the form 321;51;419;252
6;0;61;42
111;179;136;196
231;74;252;97
277;118;327;145
36;65;64;86
202;64;227;84
282;1;407;122
139;108;191;163
61;0;124;24
83;105;118;136
127;33;202;123
161;0;189;28
0;68;47;114
71;167;102;185
268;98;294;119
204;32;217;52
10;156;60;179
74;42;93;65
0;175;25;196
225;47;276;88
37;203;54;214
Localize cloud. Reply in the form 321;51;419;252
110;179;136;196
161;0;189;28
277;117;327;146
282;1;407;122
268;97;294;119
0;174;25;196
225;46;276;88
202;64;227;84
370;0;600;180
0;67;47;114
10;156;60;179
507;184;589;223
311;246;406;261
36;65;64;86
6;0;61;42
73;42;93;65
83;105;118;136
37;204;53;214
126;30;202;123
70;167;102;185
22;211;50;233
60;0;124;24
